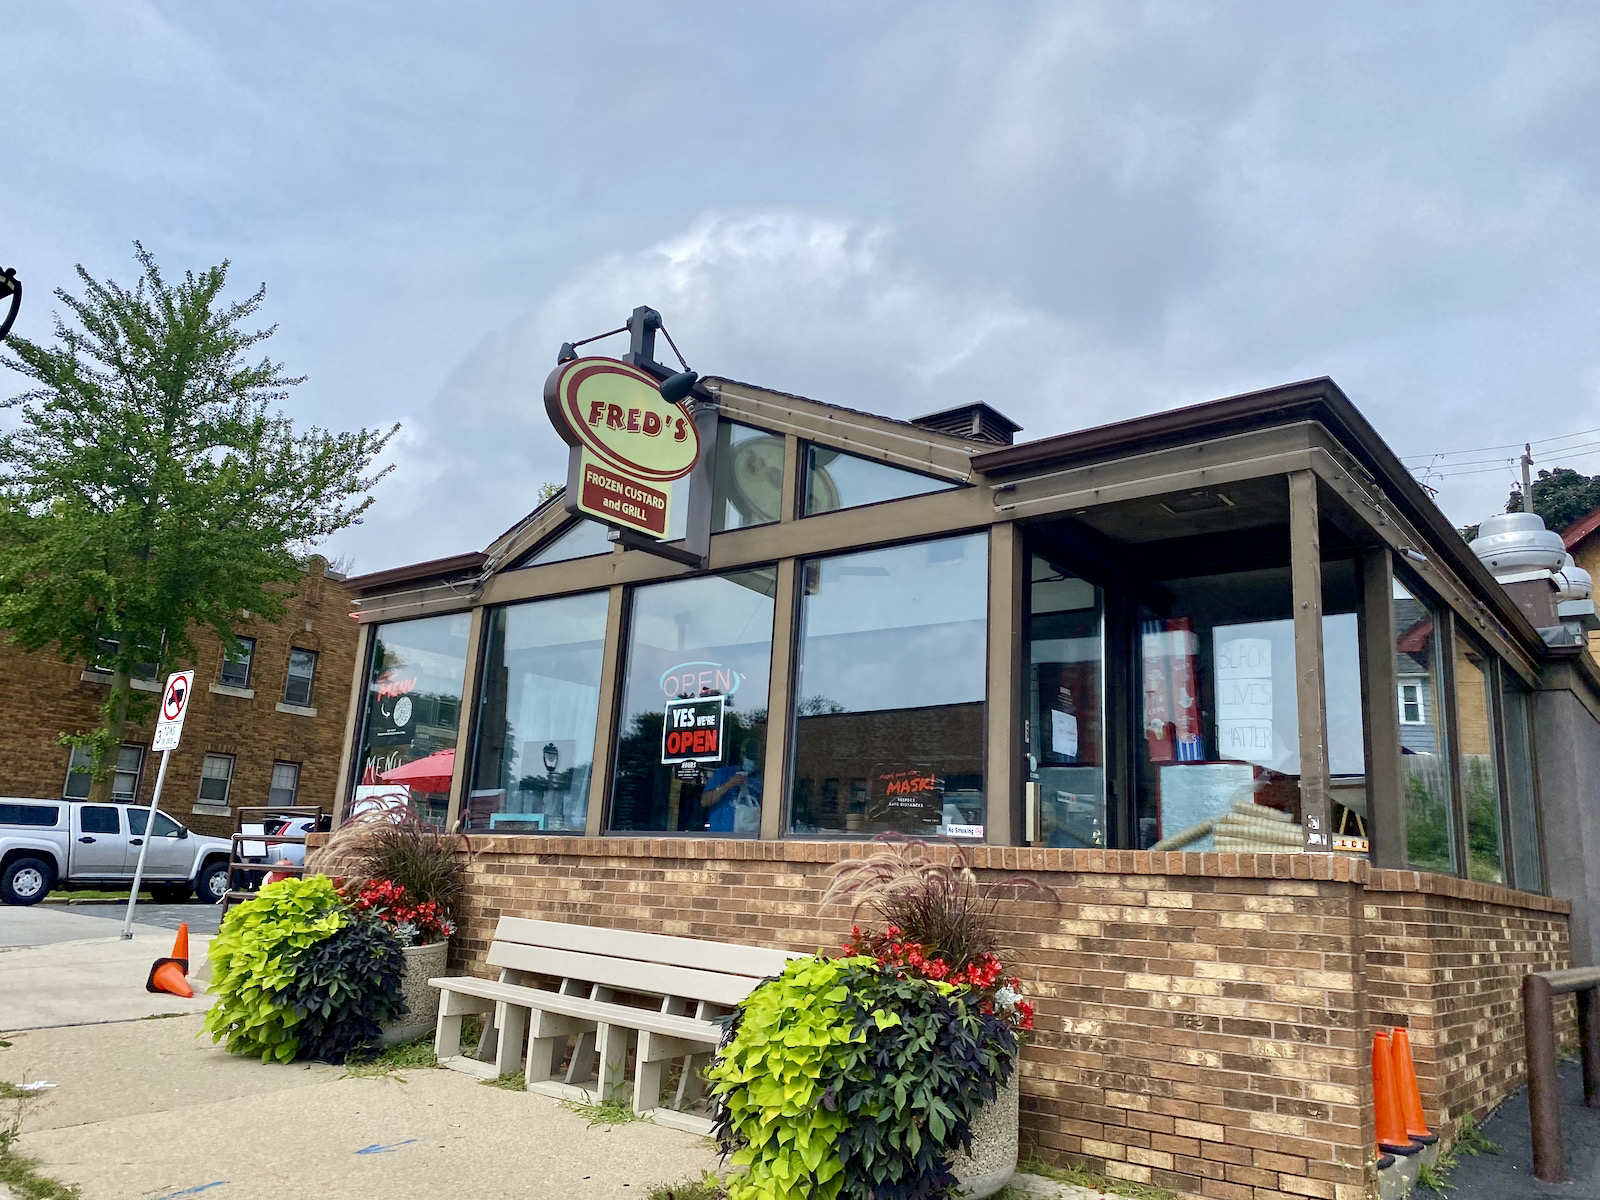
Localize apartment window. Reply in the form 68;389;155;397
284;649;317;706
63;744;145;801
269;762;301;806
92;631;161;684
198;754;235;806
1399;683;1426;725
221;637;256;688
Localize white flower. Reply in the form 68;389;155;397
993;985;1022;1012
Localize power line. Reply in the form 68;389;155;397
1417;438;1600;471
1400;425;1600;463
1418;443;1600;482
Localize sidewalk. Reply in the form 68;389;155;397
1;1016;721;1200
0;926;212;1031
1448;1059;1600;1198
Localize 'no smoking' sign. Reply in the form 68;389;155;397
153;670;195;752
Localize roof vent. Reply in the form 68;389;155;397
1468;512;1566;581
911;403;1022;446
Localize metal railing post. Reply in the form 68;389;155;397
1579;987;1600;1110
1523;972;1564;1183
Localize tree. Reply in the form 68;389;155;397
1505;466;1600;533
0;245;396;802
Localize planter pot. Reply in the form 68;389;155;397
951;1069;1020;1199
380;939;448;1047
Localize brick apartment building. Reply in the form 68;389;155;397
1;560;358;838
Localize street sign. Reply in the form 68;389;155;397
152;670;195;752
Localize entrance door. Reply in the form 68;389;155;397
71;805;128;876
1025;551;1109;848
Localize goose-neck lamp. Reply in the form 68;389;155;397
0;268;19;344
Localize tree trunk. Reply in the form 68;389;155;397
84;673;132;805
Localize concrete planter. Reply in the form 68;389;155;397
381;939;448;1047
952;1070;1020;1198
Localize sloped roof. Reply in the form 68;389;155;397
1563;504;1600;551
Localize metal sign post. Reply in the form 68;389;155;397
121;670;193;939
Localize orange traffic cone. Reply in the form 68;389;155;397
1373;1032;1420;1155
1391;1027;1438;1145
145;922;193;998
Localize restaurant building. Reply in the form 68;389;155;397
337;369;1600;1200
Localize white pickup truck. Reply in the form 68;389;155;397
0;798;233;906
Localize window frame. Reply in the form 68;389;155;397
220;636;257;689
798;440;964;521
269;761;301;807
1398;682;1426;725
64;743;145;802
284;648;318;706
198;753;236;807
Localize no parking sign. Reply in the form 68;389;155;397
152;670;194;752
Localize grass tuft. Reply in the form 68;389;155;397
1455;1112;1502;1156
482;1072;526;1091
646;1172;725;1200
562;1095;644;1126
342;1035;439;1080
1;1078;81;1200
1020;1153;1178;1200
1417;1155;1456;1194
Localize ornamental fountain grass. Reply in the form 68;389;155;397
706;837;1057;1200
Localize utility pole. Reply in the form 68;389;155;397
1522;443;1535;515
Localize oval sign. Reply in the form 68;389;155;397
544;357;701;484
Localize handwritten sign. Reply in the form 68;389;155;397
1214;637;1274;766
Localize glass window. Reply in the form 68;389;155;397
1399;683;1425;724
521;519;614;567
284;649;317;706
269;762;301;806
1395;580;1455;873
80;805;120;834
132;811;182;837
65;744;144;801
468;591;610;833
1502;677;1542;892
1026;553;1106;847
802;445;958;517
1455;635;1506;883
0;803;59;827
350;612;472;828
1136;564;1366;854
790;533;988;837
199;754;235;805
221;637;255;688
610;571;775;833
712;422;786;530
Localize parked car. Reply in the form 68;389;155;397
0;798;233;906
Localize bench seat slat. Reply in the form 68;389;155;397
430;976;722;1043
492;916;797;979
485;942;756;1007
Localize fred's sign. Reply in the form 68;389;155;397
544;357;701;538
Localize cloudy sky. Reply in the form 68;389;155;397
4;2;1598;573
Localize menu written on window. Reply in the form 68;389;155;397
1214;636;1274;767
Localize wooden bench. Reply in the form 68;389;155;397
430;917;799;1133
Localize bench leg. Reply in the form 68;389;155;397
434;990;493;1060
494;1002;529;1077
526;1012;593;1086
675;1052;711;1110
636;1033;706;1116
596;1023;632;1103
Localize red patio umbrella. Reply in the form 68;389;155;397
379;749;456;794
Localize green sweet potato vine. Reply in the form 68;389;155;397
707;955;1017;1200
275;916;408;1063
203;876;349;1063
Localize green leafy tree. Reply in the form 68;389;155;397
1505;466;1600;533
0;245;396;802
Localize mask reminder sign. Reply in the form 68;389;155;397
662;695;726;765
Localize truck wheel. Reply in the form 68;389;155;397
196;859;230;904
1;856;55;906
149;882;193;904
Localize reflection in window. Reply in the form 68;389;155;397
221;637;255;688
610;571;775;833
1455;636;1505;883
712;422;786;530
521;519;614;567
199;754;235;806
1026;553;1106;848
1137;564;1366;855
65;744;144;802
1395;581;1455;873
350;613;472;828
1502;678;1542;892
802;445;958;517
790;534;988;837
468;592;610;833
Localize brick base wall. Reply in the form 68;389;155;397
1362;870;1574;1143
313;836;1570;1200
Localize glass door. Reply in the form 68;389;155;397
1025;551;1108;847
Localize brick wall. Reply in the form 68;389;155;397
0;565;359;837
340;836;1573;1200
1362;871;1574;1142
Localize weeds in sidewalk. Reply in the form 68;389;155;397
1417;1149;1459;1194
1455;1112;1503;1156
0;1077;81;1200
562;1094;644;1126
1021;1153;1178;1200
342;1035;438;1080
483;1072;526;1091
646;1172;724;1200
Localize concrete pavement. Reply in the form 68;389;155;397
2;1015;722;1200
0;922;211;1030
